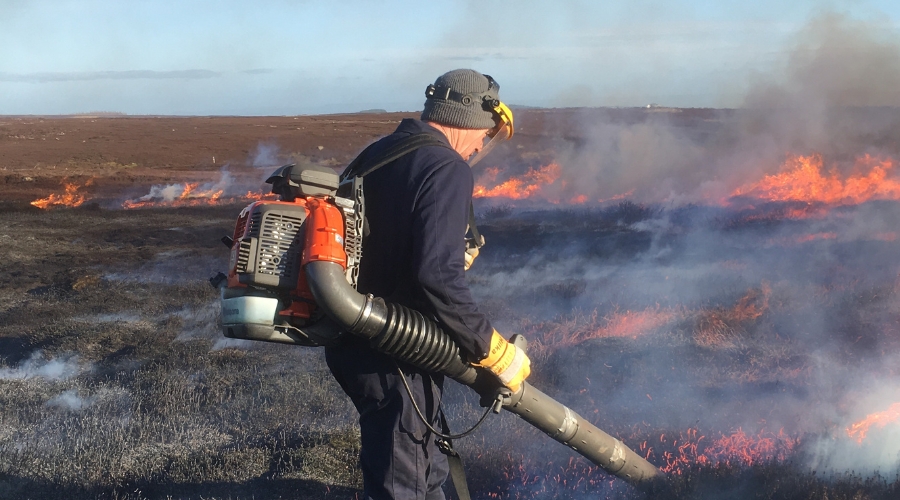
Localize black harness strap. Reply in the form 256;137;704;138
437;411;472;500
393;362;488;500
466;203;484;250
341;132;485;251
340;133;448;181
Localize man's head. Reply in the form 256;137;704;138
421;69;514;164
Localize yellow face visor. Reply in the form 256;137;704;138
487;100;514;140
469;99;514;167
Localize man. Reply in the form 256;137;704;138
324;69;531;500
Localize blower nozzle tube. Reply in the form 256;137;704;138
305;260;664;488
503;382;663;485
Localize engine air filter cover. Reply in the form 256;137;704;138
235;202;308;289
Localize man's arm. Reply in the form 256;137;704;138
411;156;493;359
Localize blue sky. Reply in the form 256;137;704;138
1;0;899;115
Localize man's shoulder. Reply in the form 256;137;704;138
369;120;456;161
388;120;464;172
408;143;468;180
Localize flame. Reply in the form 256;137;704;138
535;306;682;349
530;284;771;353
474;163;562;200
795;232;838;244
693;284;770;348
123;183;275;209
31;180;94;209
595;307;680;340
732;154;900;205
597;190;634;204
242;190;278;202
650;428;798;475
481;427;800;496
846;402;900;443
569;194;588;204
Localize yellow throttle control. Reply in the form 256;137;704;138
475;330;531;392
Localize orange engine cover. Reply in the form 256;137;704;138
302;197;348;268
225;196;348;323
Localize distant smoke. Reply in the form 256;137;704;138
745;13;900;110
0;351;87;380
78;312;144;324
252;142;281;169
546;114;718;204
514;12;900;206
733;12;900;182
212;337;254;351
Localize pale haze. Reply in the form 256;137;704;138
2;0;899;115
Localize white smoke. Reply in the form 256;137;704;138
45;389;96;411
0;351;88;380
251;142;281;169
125;169;236;205
211;337;253;351
174;301;222;341
806;382;900;474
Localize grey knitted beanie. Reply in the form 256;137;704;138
421;69;499;129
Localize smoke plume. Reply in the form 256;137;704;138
493;12;900;207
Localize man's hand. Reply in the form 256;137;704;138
463;234;483;271
464;245;479;271
474;330;531;392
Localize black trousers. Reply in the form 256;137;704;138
325;341;449;500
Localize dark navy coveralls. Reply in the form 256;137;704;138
325;119;494;500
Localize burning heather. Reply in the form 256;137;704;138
30;170;277;210
122;170;278;208
474;163;563;201
122;181;226;209
473;153;900;212
650;428;799;475
30;179;93;209
462;187;900;496
121;182;274;209
730;154;900;206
